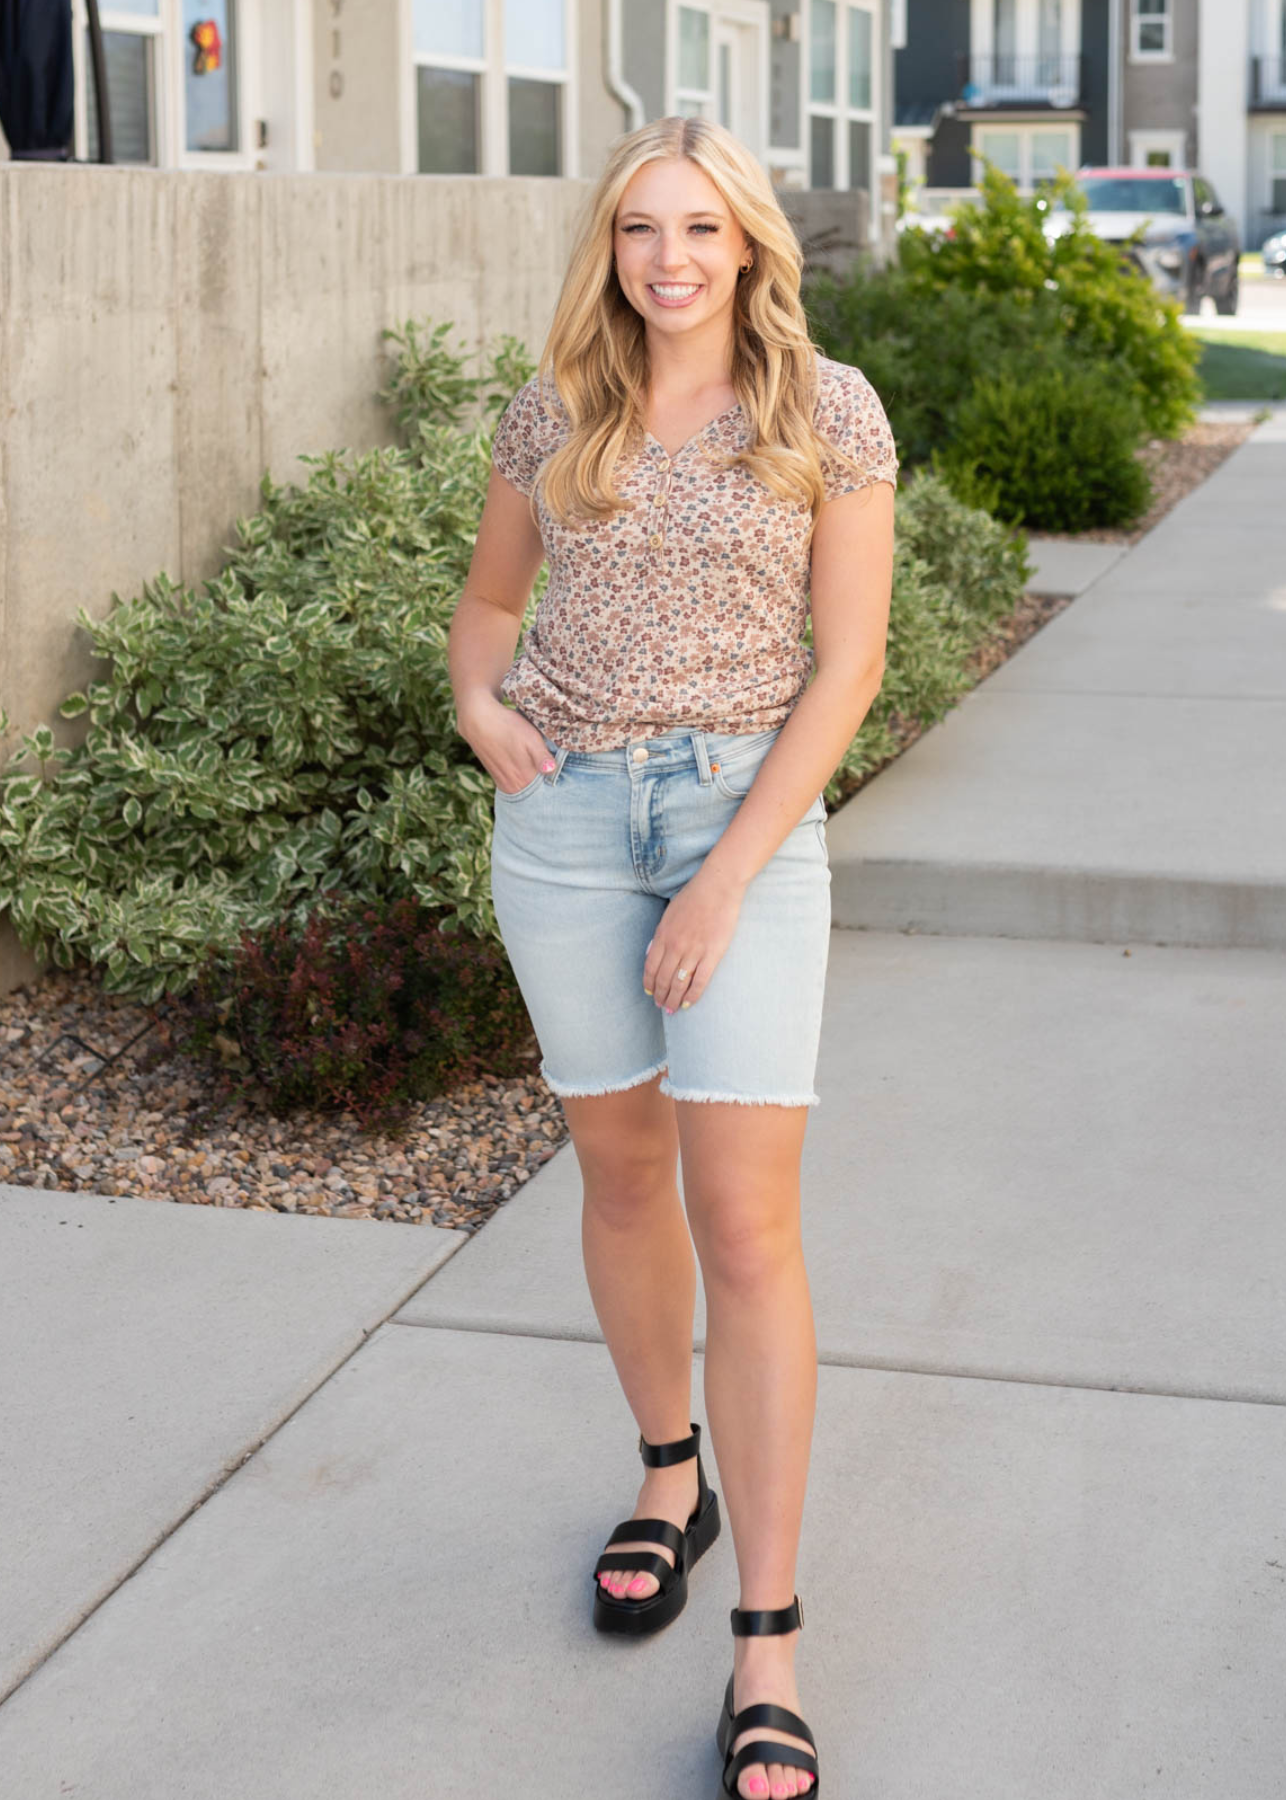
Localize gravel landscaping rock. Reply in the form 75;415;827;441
0;974;567;1233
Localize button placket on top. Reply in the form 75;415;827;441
647;451;669;553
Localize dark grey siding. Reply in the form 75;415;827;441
927;114;973;188
895;0;970;112
1079;0;1110;166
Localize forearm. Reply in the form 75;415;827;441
697;663;883;893
448;591;523;729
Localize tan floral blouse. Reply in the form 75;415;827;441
489;352;898;753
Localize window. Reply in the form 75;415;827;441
677;6;712;116
974;123;1077;189
848;5;871;109
808;0;876;195
1131;0;1171;59
414;1;484;173
78;0;242;166
182;0;237;153
1075;173;1185;213
1128;129;1186;170
811;115;834;187
810;0;836;103
505;0;565;175
414;0;568;176
83;0;162;164
977;128;1019;180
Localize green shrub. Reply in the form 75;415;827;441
806;162;1201;522
0;323;538;1006
808;262;1041;473
892;463;1033;631
938;357;1153;531
814;470;1033;797
175;893;538;1133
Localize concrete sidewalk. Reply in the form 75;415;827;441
2;419;1284;1797
829;414;1286;949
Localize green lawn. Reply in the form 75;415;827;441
1190;328;1286;401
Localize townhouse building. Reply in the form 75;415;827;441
0;1;898;248
893;0;1286;248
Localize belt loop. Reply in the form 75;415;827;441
691;731;713;787
544;741;570;786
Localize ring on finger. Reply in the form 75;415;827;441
676;967;689;980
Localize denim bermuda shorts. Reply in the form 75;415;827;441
489;724;832;1107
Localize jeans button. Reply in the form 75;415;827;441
632;746;649;763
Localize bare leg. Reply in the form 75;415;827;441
679;1101;818;1800
562;1077;701;1600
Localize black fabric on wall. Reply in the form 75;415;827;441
0;0;74;159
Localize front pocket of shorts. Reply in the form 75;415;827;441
710;732;780;800
495;770;547;803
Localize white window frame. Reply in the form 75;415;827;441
403;0;578;178
971;119;1080;190
674;2;714;116
1129;0;1172;63
71;0;258;170
666;0;768;155
804;0;879;221
1128;128;1186;169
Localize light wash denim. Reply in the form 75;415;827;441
489;724;832;1107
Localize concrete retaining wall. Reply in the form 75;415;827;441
0;164;596;994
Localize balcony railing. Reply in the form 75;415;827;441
1250;55;1286;108
956;53;1082;108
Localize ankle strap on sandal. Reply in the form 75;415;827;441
638;1421;701;1467
730;1595;804;1635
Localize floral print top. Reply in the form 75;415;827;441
488;353;898;752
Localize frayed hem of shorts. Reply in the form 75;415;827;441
658;1078;820;1108
541;1057;669;1099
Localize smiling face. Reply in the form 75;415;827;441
612;156;751;342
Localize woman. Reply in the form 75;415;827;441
448;115;895;1800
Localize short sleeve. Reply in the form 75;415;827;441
490;374;567;497
814;359;899;501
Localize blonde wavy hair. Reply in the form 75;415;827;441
531;114;868;531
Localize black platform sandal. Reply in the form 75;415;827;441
591;1420;721;1636
715;1596;819;1797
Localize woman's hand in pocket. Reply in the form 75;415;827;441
457;696;554;795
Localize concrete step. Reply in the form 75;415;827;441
830;422;1286;949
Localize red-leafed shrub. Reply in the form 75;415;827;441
174;893;538;1134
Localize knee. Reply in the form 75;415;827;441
581;1149;679;1226
689;1195;802;1293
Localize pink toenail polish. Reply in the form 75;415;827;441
628;1577;648;1592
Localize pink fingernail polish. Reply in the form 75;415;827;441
542;759;555;772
